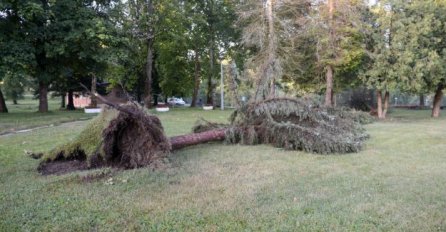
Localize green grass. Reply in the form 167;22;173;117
0;97;95;135
1;107;446;231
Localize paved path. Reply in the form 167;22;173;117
0;120;88;138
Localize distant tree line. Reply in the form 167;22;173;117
1;0;446;118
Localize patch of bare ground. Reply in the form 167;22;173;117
38;160;89;175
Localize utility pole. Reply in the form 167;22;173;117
220;61;224;110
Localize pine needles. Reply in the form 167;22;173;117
225;97;370;154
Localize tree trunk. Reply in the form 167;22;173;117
170;129;226;150
61;94;66;108
324;0;335;107
254;0;276;101
0;88;8;113
325;65;334;107
144;0;155;109
432;84;443;118
153;94;158;106
191;51;201;108
419;94;425;107
382;91;389;118
332;93;336;107
377;90;384;119
207;39;215;105
67;90;75;110
229;61;241;108
38;81;48;113
90;75;97;108
12;98;17;105
266;0;275;98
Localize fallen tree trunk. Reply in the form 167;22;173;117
170;129;226;150
37;96;372;175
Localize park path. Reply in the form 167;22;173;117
0;120;88;138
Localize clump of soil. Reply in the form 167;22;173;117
38;104;171;174
102;105;171;168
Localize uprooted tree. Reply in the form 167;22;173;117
37;95;371;175
35;0;372;174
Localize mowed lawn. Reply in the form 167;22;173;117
0;97;94;135
1;106;446;231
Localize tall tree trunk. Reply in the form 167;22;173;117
207;39;215;105
170;129;226;150
377;90;384;119
266;0;275;98
325;0;335;107
61;93;66;108
90;75;97;108
0;88;8;113
229;61;241;108
191;51;201;107
12;98;17;105
432;84;444;118
382;91;389;118
419;94;425;107
38;81;48;113
332;92;336;107
254;0;276;101
144;0;155;109
325;65;334;107
67;90;75;110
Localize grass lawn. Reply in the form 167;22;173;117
1;106;446;231
0;97;95;135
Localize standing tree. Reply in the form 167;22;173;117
0;1;35;112
239;0;312;101
1;0;116;112
196;0;239;106
312;0;367;107
392;0;446;117
1;73;27;104
362;0;403;119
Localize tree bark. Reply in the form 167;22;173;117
432;84;443;118
266;0;275;98
66;90;75;110
325;65;334;107
419;94;425;107
38;81;48;113
229;61;241;108
144;0;155;109
0;88;8;113
377;90;384;119
207;39;215;105
324;0;335;107
61;93;66;108
383;91;389;118
90;75;97;108
191;51;201;107
254;0;276;101
12;99;17;105
170;129;226;150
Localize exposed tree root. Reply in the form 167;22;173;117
36;97;371;175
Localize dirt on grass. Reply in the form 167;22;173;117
38;159;89;175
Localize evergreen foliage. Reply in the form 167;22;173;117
226;98;369;154
192;118;228;133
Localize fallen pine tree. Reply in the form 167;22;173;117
36;98;372;175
